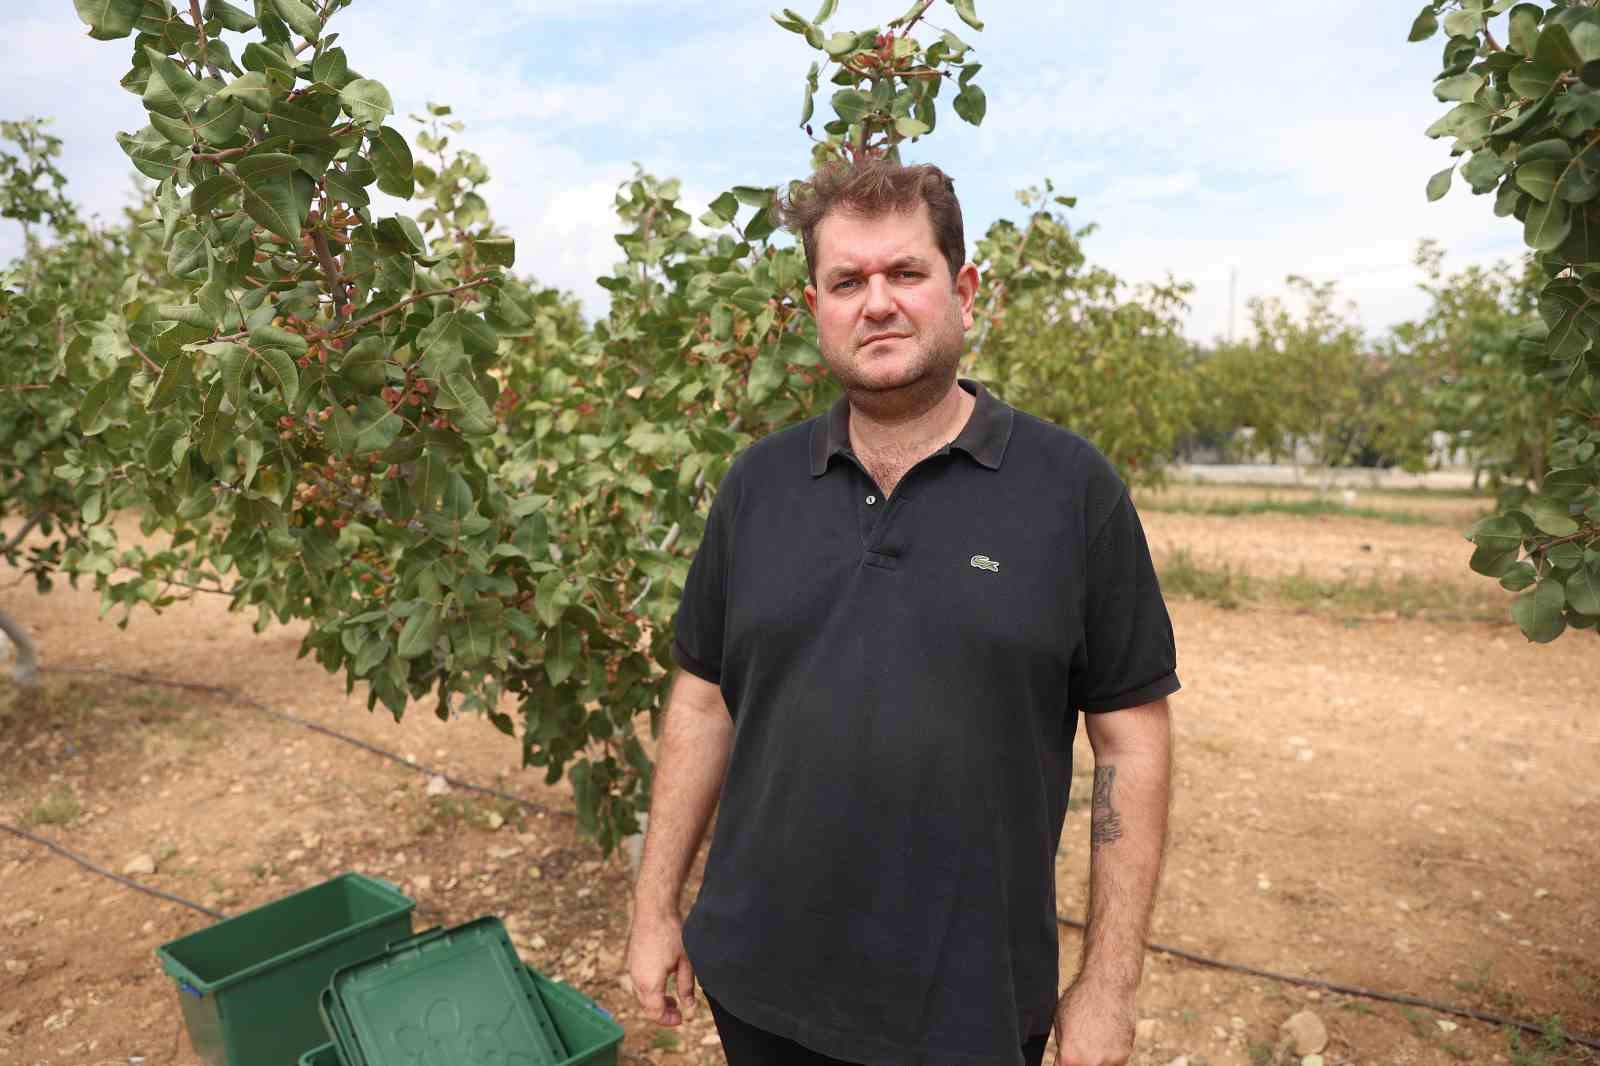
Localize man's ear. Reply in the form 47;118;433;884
956;263;980;330
804;284;818;315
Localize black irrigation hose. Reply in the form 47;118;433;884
1055;914;1600;1051
10;665;1598;1053
0;821;226;920
41;665;571;820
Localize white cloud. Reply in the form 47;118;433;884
0;1;1541;341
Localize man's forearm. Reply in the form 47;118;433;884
1076;704;1172;996
632;672;735;919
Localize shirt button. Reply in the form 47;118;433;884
866;495;877;505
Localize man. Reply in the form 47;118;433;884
625;159;1178;1066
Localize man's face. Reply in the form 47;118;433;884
803;202;979;404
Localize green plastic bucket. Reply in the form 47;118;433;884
157;873;414;1066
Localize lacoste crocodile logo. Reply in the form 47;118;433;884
969;554;1000;573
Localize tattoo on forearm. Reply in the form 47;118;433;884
1090;765;1123;847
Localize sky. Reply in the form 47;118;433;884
4;1;1530;344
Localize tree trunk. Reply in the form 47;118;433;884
0;606;40;690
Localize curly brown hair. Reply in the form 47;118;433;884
777;158;965;287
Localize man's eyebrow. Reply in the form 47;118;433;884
820;255;933;285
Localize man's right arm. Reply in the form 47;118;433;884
625;668;734;1025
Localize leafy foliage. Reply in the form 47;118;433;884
1415;0;1600;642
1193;278;1433;483
966;183;1197;484
1;0;1021;849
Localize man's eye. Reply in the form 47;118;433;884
834;279;858;291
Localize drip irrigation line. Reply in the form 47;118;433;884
10;665;1596;1052
0;822;226;920
41;665;571;820
1054;916;1600;1052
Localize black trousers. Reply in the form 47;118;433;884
707;994;1051;1066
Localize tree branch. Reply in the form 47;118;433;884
130;342;161;377
334;277;497;337
1;510;48;555
0;606;40;689
188;0;225;81
308;209;350;316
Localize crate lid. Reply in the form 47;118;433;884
322;917;567;1066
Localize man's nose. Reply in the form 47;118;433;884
862;273;895;318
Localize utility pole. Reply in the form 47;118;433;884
1227;267;1237;344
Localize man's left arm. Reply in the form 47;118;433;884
1053;696;1173;1066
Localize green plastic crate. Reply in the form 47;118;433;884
157;873;414;1066
529;969;625;1066
299;1043;340;1066
303;968;621;1066
320;921;624;1066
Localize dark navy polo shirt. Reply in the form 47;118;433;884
671;379;1179;1066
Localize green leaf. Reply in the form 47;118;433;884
1462;149;1509;192
895;116;931;138
256;346;300;408
1499;560;1538;590
1469;543;1520;577
1509;3;1541;55
249;322;310;356
1443;8;1482;37
1535;23;1582;70
824;31;858;58
339;78;393;129
236;152;308;242
953;83;987;125
544;621;579;686
1524;196;1572;251
142;48;210;119
269;0;321;39
1517;158;1566;201
832;89;871;124
475;236;515;267
207;342;250;407
1520;494;1580;535
952;0;984;31
1470;513;1525;553
340;336;390;388
1426;165;1455;202
1511;579;1567;641
145;420;186;470
1566;564;1600;614
1408;5;1440;42
370;127;414;198
327;403;359;455
411;450;450;511
1510;60;1561;99
191;174;237;216
813;0;837;24
397;603;441;659
74;0;141;39
1433;72;1483;102
215;71;273;112
434;371;497;435
80;379;116;435
747;350;787;404
207;0;258;33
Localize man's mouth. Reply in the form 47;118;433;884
860;333;909;346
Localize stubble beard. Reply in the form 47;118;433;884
822;304;968;422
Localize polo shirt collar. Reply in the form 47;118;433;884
808;378;1014;477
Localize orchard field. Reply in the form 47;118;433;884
2;481;1597;1066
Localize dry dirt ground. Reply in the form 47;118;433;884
2;487;1598;1066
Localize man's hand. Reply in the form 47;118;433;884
1052;979;1135;1066
625;909;699;1025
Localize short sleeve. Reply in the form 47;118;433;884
671;474;737;685
1071;490;1180;713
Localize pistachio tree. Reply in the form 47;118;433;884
31;0;998;848
1415;0;1600;641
